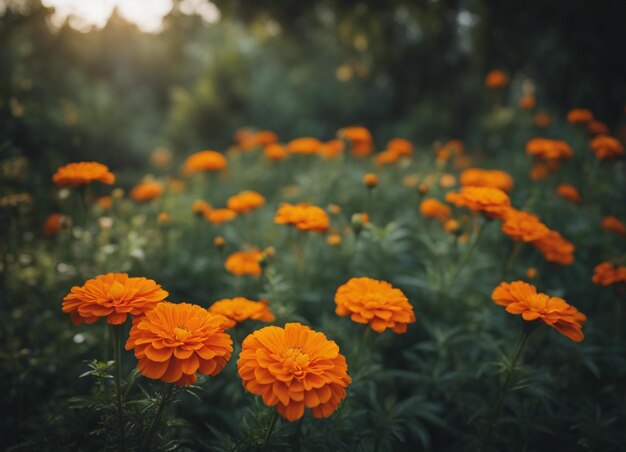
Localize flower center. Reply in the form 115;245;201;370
173;325;191;341
283;346;310;374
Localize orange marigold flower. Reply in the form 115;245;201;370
445;186;511;219
204;208;237;224
588;120;609;135
526;138;573;161
460;168;514;192
183;150;227;175
213;236;225;248
62;273;168;325
227;190;266;214
439;173;457;189
327;234;342;246
43;213;65;237
53;162;115;188
363;173;378;188
337;126;373;157
519;95;536;110
530;162;550;181
125;302;232;386
208;297;275;329
264;144;288;161
492;281;586;342
444;219;460;234
485;70;508;89
375;149;401;166
287;137;321;155
556;183;581;204
501;208;551;242
192;199;212;216
96;196;113;209
567;108;593;124
532;230;575;265
419;198;451;222
274;203;330;233
534;111;552;128
387;138;413;157
130;180;163;202
335;277;415;333
590;135;624;160
225;249;263;276
237;322;351;421
319;140;345;159
601;215;626;236
592;262;626;286
254;130;279;147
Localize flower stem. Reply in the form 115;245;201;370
141;384;174;452
448;218;487;284
502;241;524;279
263;409;279;446
112;324;126;450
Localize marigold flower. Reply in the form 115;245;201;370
125;302;232;386
337;126;373;157
501;208;550;242
588;120;609;135
96;196;113;209
208;297;275;329
335;277;415;333
225;249;263;276
445;187;511;219
592;262;626;286
237;322;351;421
460;168;514;193
274;203;330;233
526;138;573;161
264;144;288;161
519;95;536;110
534;111;552;128
387;138;413;157
532;230;575;265
53;162;115;188
419;198;451;222
254;130;279;147
183;150;227;175
556;183;581;204
204;208;237;224
130;180;163;202
601;215;626;236
530;162;549;181
439;173;457;188
485;70;508;89
227;191;266;214
444;219;460;234
327;234;342;245
375;149;401;165
213;236;225;248
566;108;593;124
192;199;212;216
363;173;378;188
319;140;345;159
589;135;624;160
492;281;586;342
43;213;65;237
62;273;168;325
287;137;321;155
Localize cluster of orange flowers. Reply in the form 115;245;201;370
274;203;330;233
592;262;626;287
337;126;373;157
446;186;511;219
601;216;626;236
589;135;624;160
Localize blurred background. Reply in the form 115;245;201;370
2;0;626;171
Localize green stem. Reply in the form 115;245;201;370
112;324;126;450
141;384;174;452
448;218;487;284
263;409;279;446
351;327;371;371
502;241;524;279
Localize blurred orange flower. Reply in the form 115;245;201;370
264;144;288;161
208;297;274;329
43;213;64;237
601;215;626;236
363;173;378;188
204;208;237;224
387;138;413;157
192;199;212;216
446;186;511;219
319;140;345;159
526;138;573;161
130;180;163;202
534;111;552;128
530;162;549;181
588;120;609;135
53;162;115;188
151;147;172;168
485;70;508;89
590;135;624;160
519;95;536;110
274;203;330;233
460;168;514;192
566;108;593;124
96;196;113;209
337;126;373;157
335;277;415;333
227;191;266;214
532;230;575;265
555;183;581;204
419;198;451;222
592;262;626;286
492;281;586;342
183;150;227;175
287;137;321;155
125;302;232;386
327;234;342;245
501;208;550;242
375;149;401;165
225;249;263;276
62;273;168;325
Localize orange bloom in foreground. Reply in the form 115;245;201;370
460;168;514;193
208;297;275;329
335;277;415;333
532;230;575;265
204;208;237;224
566;108;593;124
237;322;351;421
225;249;263;276
501;208;550;242
125;302;232;386
485;70;508;89
601;215;626;237
492;281;586;342
62;273;168;325
387;138;413;157
592;262;626;286
264;144;288;161
227;191;266;214
130;180;163;202
556;183;582;204
337;126;373;157
287;137;321;155
419;198;451;222
445;186;511;219
183;150;227;175
43;213;65;237
590;135;625;160
53;162;115;188
274;203;330;233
